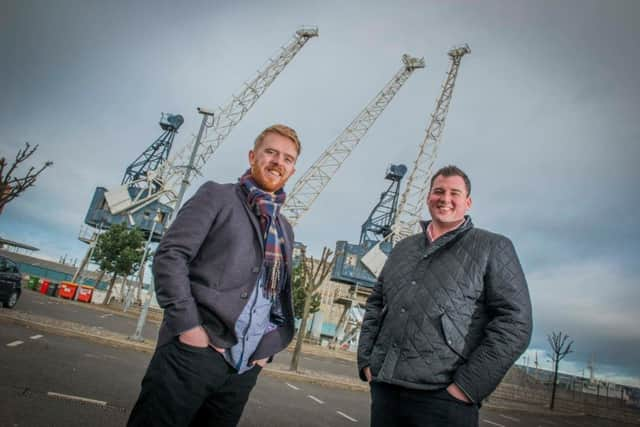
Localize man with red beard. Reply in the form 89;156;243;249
128;124;300;427
358;165;532;427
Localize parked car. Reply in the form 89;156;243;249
0;255;21;308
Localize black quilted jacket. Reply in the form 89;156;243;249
357;217;532;403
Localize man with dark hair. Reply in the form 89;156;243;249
358;165;532;427
128;124;300;427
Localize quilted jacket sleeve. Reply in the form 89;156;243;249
357;275;385;381
152;182;219;336
453;236;533;403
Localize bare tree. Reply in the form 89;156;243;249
548;331;574;410
289;246;335;372
0;142;53;214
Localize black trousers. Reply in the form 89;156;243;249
128;338;261;427
370;382;478;427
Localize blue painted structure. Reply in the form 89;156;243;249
83;113;182;241
122;113;183;185
331;164;406;288
84;187;172;241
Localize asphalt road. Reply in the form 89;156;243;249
16;289;159;341
1;319;630;427
16;289;359;378
0;320;366;426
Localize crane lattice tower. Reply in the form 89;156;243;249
121;113;184;187
361;45;470;278
282;54;425;227
159;27;319;209
392;45;471;243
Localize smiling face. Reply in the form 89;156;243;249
427;174;472;229
248;131;298;193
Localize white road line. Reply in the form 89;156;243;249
100;313;113;318
83;353;118;361
500;414;521;422
336;411;358;423
30;335;44;340
286;383;300;391
307;395;325;404
47;392;107;407
7;340;24;347
482;419;505;427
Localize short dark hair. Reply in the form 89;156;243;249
429;165;471;196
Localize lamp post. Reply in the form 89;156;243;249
129;210;161;342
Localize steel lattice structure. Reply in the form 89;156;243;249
122;113;184;186
282;54;425;227
391;45;471;242
157;27;319;203
360;46;470;278
359;164;407;248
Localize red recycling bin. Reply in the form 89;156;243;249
58;282;79;300
77;286;94;303
39;280;50;294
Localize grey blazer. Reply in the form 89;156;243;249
152;181;295;361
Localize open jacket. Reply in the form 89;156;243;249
357;217;532;403
152;181;295;362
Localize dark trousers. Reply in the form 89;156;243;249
128;338;261;427
370;382;478;427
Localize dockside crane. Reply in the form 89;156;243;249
330;164;407;347
155;27;319;214
282;54;425;227
75;27;318;292
362;45;471;277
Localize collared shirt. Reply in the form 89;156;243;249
224;266;277;374
425;218;467;243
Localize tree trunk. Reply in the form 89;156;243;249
94;270;106;289
550;360;559;410
103;273;118;305
122;276;131;303
290;290;312;372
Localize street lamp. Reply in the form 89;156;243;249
129;210;162;342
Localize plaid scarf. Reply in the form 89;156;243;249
239;169;287;301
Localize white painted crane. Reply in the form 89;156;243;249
103;27;319;217
362;45;471;277
282;54;425;227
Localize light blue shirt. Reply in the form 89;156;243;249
224;268;276;374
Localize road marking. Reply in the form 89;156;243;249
482;420;505;427
336;411;358;423
47;392;107;407
308;395;325;404
30;335;44;340
7;341;24;347
83;353;118;361
100;313;113;318
500;414;521;422
286;383;300;390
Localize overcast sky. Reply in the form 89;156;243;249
2;1;639;385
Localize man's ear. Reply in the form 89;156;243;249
465;196;472;211
248;149;255;166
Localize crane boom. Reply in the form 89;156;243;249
361;45;470;277
282;54;425;227
159;27;319;204
392;45;471;242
